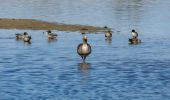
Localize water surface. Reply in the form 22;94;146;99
0;0;170;99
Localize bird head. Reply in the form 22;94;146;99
132;29;135;32
24;32;28;35
83;36;87;43
47;30;51;33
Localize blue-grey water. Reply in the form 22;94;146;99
0;0;170;100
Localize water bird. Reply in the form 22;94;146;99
15;32;28;39
45;30;58;39
131;29;138;38
23;35;31;42
129;29;141;44
105;30;112;38
77;36;91;62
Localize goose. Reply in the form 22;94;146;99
77;36;91;62
105;30;112;38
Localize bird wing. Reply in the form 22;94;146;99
77;43;83;55
136;32;138;37
87;43;92;54
110;32;112;37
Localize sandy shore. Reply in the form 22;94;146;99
0;18;110;32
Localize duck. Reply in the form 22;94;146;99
77;36;91;62
15;32;28;39
129;29;141;44
23;35;31;42
105;30;112;38
131;29;138;38
45;30;58;39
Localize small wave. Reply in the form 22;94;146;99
0;37;15;39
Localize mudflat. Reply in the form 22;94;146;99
0;18;109;32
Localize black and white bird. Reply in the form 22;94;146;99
23;35;31;42
45;30;58;39
77;36;91;62
131;29;138;38
129;29;141;44
105;30;112;38
15;32;28;39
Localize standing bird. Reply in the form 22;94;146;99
131;29;138;38
77;36;91;62
105;30;112;38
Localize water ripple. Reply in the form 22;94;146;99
0;0;170;100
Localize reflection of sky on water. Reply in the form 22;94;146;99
0;0;169;39
0;0;168;27
0;0;170;99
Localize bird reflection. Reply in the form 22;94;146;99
78;62;91;70
47;38;57;43
105;38;112;44
24;41;31;45
78;62;91;79
16;38;21;41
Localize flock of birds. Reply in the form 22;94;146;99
15;29;141;62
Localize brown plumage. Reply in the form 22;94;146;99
77;36;91;62
129;38;141;44
15;32;28;39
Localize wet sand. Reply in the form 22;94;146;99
0;18;110;32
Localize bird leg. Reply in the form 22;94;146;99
81;56;86;62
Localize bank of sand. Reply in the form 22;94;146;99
0;18;110;32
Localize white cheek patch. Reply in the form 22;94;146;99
132;32;135;36
131;32;137;37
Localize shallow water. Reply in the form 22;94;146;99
0;0;170;100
